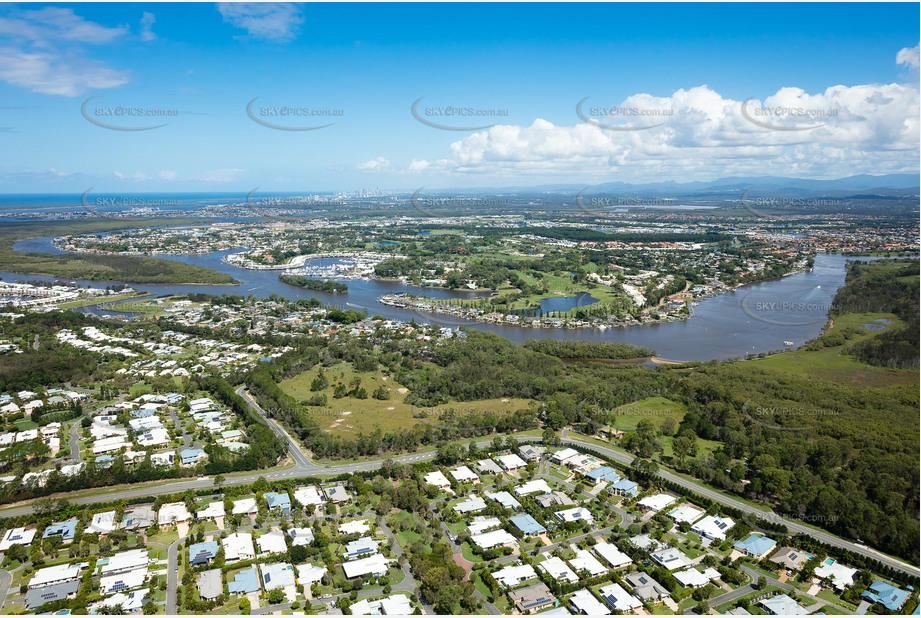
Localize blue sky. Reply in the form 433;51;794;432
0;2;918;192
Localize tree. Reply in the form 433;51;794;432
673;436;695;463
661;417;678;436
436;442;465;465
214;474;226;488
239;597;251;614
541;428;560;447
267;588;286;604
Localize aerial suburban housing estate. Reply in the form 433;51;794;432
0;2;917;616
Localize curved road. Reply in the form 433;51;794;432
1;390;916;580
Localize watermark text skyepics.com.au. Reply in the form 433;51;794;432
740;98;839;131
246;97;343;131
411;97;509;131
81;97;179;131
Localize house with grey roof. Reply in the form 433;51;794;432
197;569;223;600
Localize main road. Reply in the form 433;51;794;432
1;389;916;579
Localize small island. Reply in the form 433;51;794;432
279;273;348;293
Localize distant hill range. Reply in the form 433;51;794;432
455;174;920;199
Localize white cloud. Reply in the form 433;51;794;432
159;170;178;181
217;3;304;42
139;12;157;42
897;44;919;70
0;7;129;96
357;157;391;172
407;159;431;172
193;168;245;183
0;49;128;96
421;78;918;181
113;171;149;181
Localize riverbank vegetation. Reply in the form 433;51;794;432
279;274;347;293
0;219;237;284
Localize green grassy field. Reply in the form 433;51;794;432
280;361;532;438
57;291;151;309
750;312;915;387
612;396;688;430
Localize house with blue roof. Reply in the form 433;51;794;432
228;567;260;594
42;519;79;543
610;478;640;497
188;541;219;566
586;466;621;483
510;514;547;536
94;455;115;469
862;581;910;612
264;491;292;515
130;408;156;418
180;448;206;466
734;533;778;559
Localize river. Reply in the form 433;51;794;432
6;236;876;362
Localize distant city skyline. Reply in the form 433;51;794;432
0;2;918;192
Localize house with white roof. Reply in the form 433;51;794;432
100;549;150;575
223;532;256;563
554;507;594;524
293;485;325;507
232;497;258;516
491;563;537;588
814;558;859;590
651;547;694;571
514;479;552;496
468;516;502;536
691;514;735;542
668;504;705;524
289;527;315;547
593;541;633;569
350;594;413;615
453;496;486;514
86;511;118;535
342;553;389;579
674;567;721;588
296;563;327;585
0;526;36;551
157;502;192;527
257;530;288;555
339;520;371;536
486;491;521;510
423;470;451;489
638;493;677;512
569;588;611;615
450;466;480;483
29;563;83;589
598;583;643;613
471;529;517;550
550;448;580;465
569;549;608;577
495;453;526;471
100;568;147;595
539;556;579;583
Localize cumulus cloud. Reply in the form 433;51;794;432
0;7;129;96
113;171;149;181
421;77;919;181
217;3;304;42
357;157;391;172
139;12;156;42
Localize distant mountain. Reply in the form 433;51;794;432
440;174;920;197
